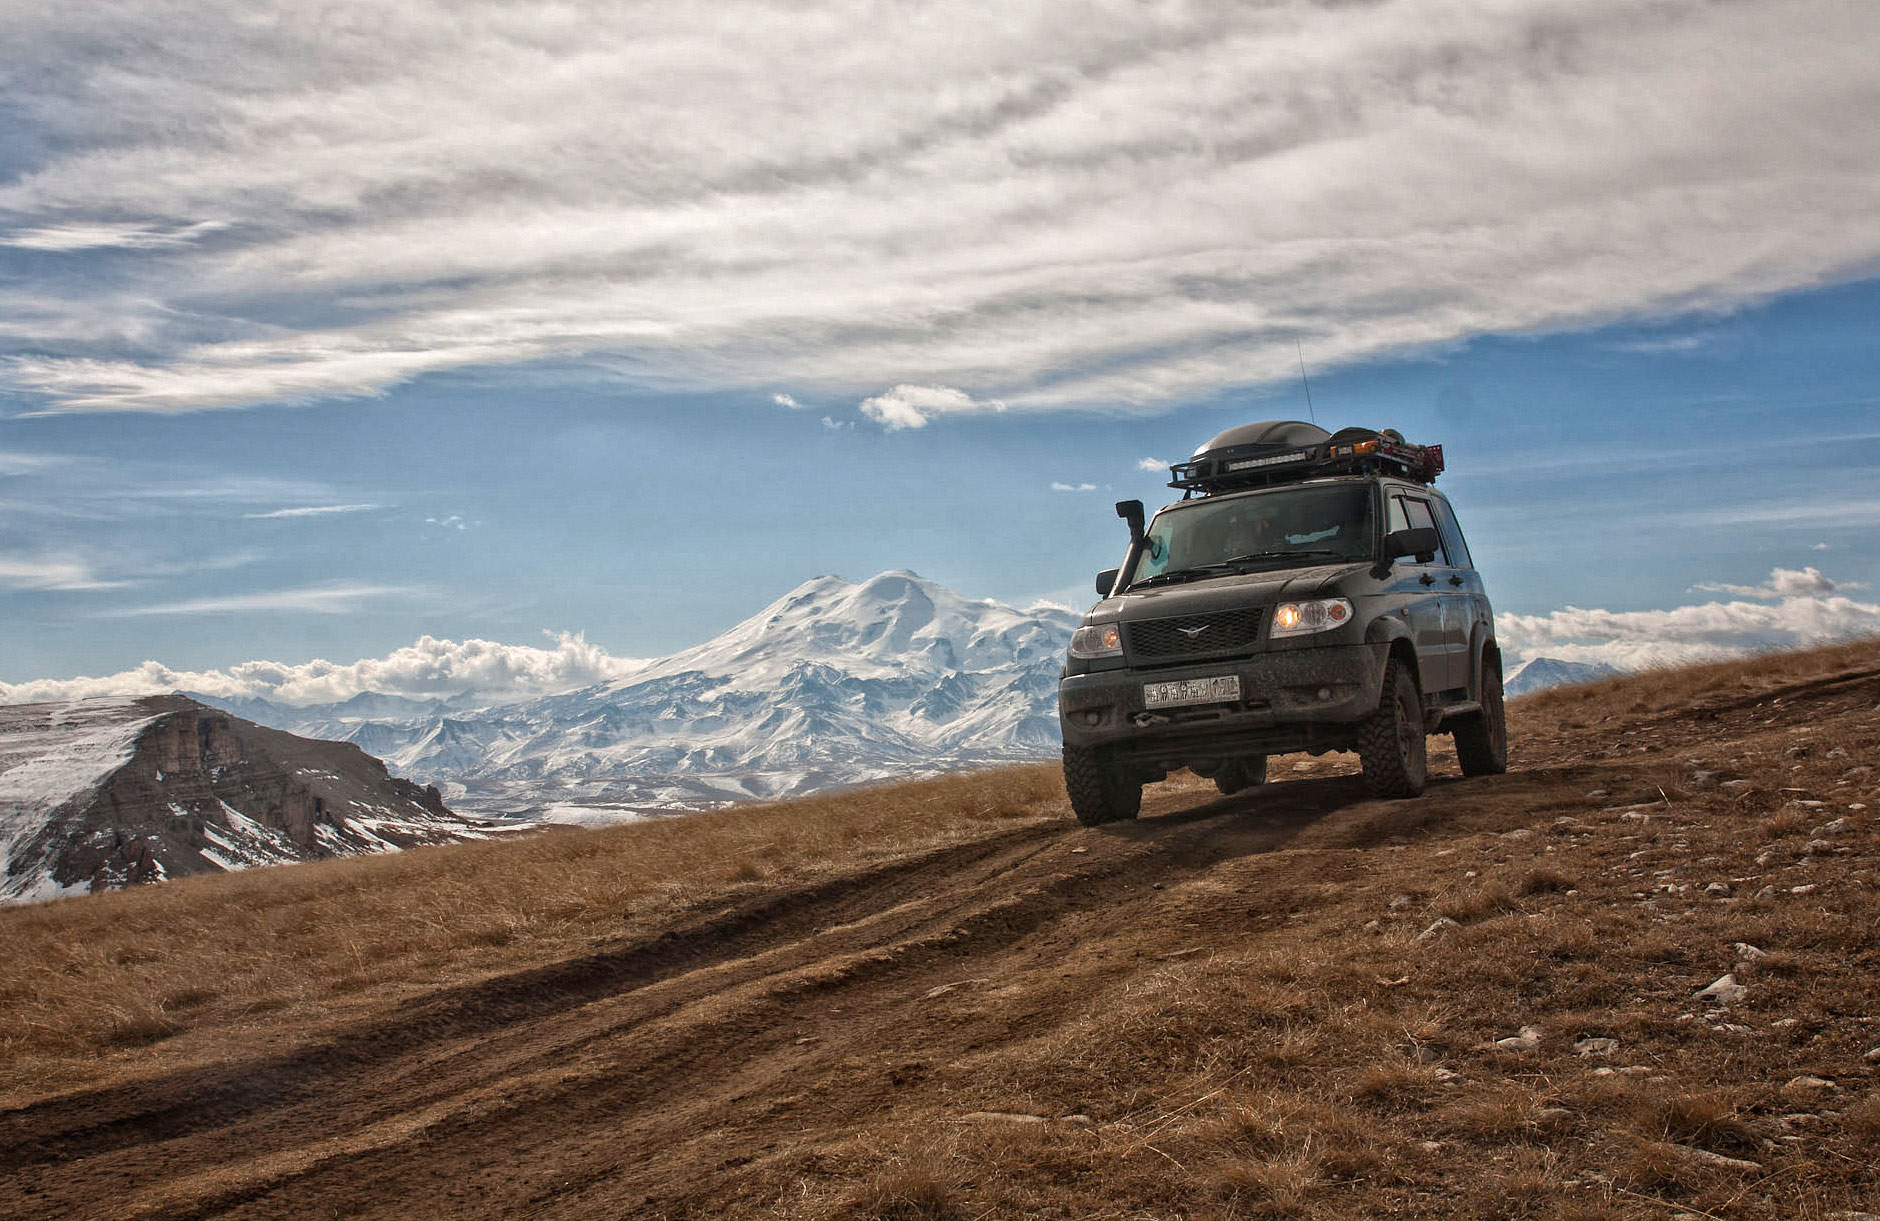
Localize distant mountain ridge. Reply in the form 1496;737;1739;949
1505;656;1624;697
0;695;491;903
196;572;1082;821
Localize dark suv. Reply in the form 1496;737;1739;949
1058;420;1506;825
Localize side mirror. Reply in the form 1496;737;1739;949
1383;526;1441;563
1114;499;1145;545
1095;568;1120;598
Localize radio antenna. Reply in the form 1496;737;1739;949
1295;338;1317;425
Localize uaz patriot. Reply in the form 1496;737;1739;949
1058;420;1507;825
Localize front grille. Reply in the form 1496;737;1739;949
1125;607;1265;661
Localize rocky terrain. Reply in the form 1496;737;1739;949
0;695;493;903
0;641;1874;1218
202;571;1081;820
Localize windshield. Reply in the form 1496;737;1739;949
1125;482;1375;589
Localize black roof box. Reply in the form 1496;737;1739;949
1167;420;1441;495
1190;419;1332;457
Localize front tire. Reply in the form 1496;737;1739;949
1214;755;1269;796
1357;658;1428;798
1063;745;1142;825
1454;653;1509;776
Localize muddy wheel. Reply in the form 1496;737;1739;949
1063;744;1142;825
1214;755;1268;796
1454;653;1509;777
1357;658;1427;798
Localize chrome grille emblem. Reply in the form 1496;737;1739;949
1176;623;1210;638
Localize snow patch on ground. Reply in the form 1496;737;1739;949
0;698;158;900
196;801;304;871
535;803;666;829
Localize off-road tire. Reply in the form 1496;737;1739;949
1453;654;1509;776
1357;658;1427;798
1214;755;1269;796
1063;744;1142;825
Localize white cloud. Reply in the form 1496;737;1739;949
0;555;125;592
858;384;1001;430
425;514;467;531
2;220;224;252
1608;333;1714;355
1500;567;1880;671
1691;566;1861;599
1676;498;1880;527
1137;457;1167;472
7;2;1874;415
98;583;406;617
0;630;649;707
244;503;381;519
1050;481;1097;492
0;451;71;476
1811;542;1833;551
772;392;800;409
820;415;853;430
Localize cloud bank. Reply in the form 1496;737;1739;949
6;566;1872;706
1500;568;1880;671
2;1;1875;416
0;632;648;707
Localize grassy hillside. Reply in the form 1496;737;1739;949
2;640;1877;1220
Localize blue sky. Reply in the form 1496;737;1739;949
3;1;1878;700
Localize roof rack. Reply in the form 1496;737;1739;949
1167;421;1443;496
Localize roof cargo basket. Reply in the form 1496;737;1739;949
1166;420;1443;495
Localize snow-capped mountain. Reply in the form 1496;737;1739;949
198;572;1081;821
0;695;492;904
1504;656;1625;697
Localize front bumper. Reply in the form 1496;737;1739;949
1058;641;1389;761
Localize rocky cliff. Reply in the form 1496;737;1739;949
1;695;491;903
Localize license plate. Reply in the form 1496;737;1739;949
1143;674;1241;710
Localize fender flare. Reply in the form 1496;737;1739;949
1364;615;1419;691
1467;627;1501;702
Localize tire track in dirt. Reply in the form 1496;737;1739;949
5;781;1365;1221
136;792;1336;1220
0;820;1063;1168
7;752;1646;1221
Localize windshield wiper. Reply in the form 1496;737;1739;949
1127;550;1355;591
1219;548;1349;568
1126;563;1240;590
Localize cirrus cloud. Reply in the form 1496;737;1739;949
0;1;1874;416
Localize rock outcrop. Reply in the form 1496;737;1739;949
1;695;489;903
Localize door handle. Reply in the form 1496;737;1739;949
1418;573;1436;586
1448;575;1465;587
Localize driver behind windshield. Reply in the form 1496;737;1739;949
1129;483;1373;587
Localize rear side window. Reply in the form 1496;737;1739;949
1432;498;1474;570
1391;494;1448;564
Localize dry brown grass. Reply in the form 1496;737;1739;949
1513;637;1880;723
8;638;1880;1220
1518;866;1578;895
836;1152;966;1220
0;764;1065;1101
1439;880;1520;924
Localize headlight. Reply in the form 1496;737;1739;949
1270;597;1354;638
1069;623;1123;658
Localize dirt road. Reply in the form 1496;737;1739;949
4;657;1878;1219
